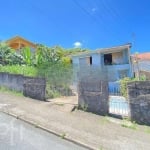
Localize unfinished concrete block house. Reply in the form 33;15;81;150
72;44;132;92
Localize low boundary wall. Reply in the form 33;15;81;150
0;72;46;101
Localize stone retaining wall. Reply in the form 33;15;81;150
78;79;109;115
23;77;46;101
140;70;150;80
127;81;150;125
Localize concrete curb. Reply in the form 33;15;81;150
1;110;96;150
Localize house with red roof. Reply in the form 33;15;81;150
131;52;150;80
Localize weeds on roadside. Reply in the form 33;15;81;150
55;103;64;106
100;116;110;125
99;145;104;150
121;118;137;130
0;86;23;96
60;133;66;139
144;126;150;134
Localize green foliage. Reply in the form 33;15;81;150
139;75;147;81
0;42;24;65
120;77;132;98
46;83;61;98
9;52;24;65
60;133;66;139
120;76;147;98
0;43;89;98
0;65;37;77
37;62;73;98
0;42;14;65
144;126;150;134
121;118;137;130
99;146;104;150
0;86;23;96
35;45;64;65
37;62;73;84
21;47;33;65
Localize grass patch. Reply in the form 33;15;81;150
55;103;64;106
99;146;104;150
144;126;150;134
0;86;23;96
121;119;137;130
100;116;110;125
0;65;37;77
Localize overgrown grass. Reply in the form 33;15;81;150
0;86;23;96
99;146;104;150
144;126;150;134
0;65;37;77
0;64;73;99
121;118;137;130
101;116;110;125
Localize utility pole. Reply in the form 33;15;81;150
135;52;140;81
131;33;140;80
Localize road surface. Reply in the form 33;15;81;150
0;113;87;150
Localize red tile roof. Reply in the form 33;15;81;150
136;53;150;60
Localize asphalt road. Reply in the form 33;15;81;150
0;113;87;150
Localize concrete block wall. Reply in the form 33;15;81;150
0;72;24;92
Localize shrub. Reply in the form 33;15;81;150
120;77;132;98
120;75;146;98
0;65;37;77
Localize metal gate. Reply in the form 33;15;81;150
108;82;129;117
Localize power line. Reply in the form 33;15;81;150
72;0;100;24
72;0;122;43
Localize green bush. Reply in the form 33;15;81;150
120;75;146;98
120;77;132;98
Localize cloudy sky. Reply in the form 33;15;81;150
0;0;150;53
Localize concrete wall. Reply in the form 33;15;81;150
0;72;46;101
0;72;24;92
78;78;109;115
127;81;150;125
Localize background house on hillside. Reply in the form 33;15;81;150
131;52;150;80
6;36;36;52
72;44;132;82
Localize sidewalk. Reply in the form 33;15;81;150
0;92;150;150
